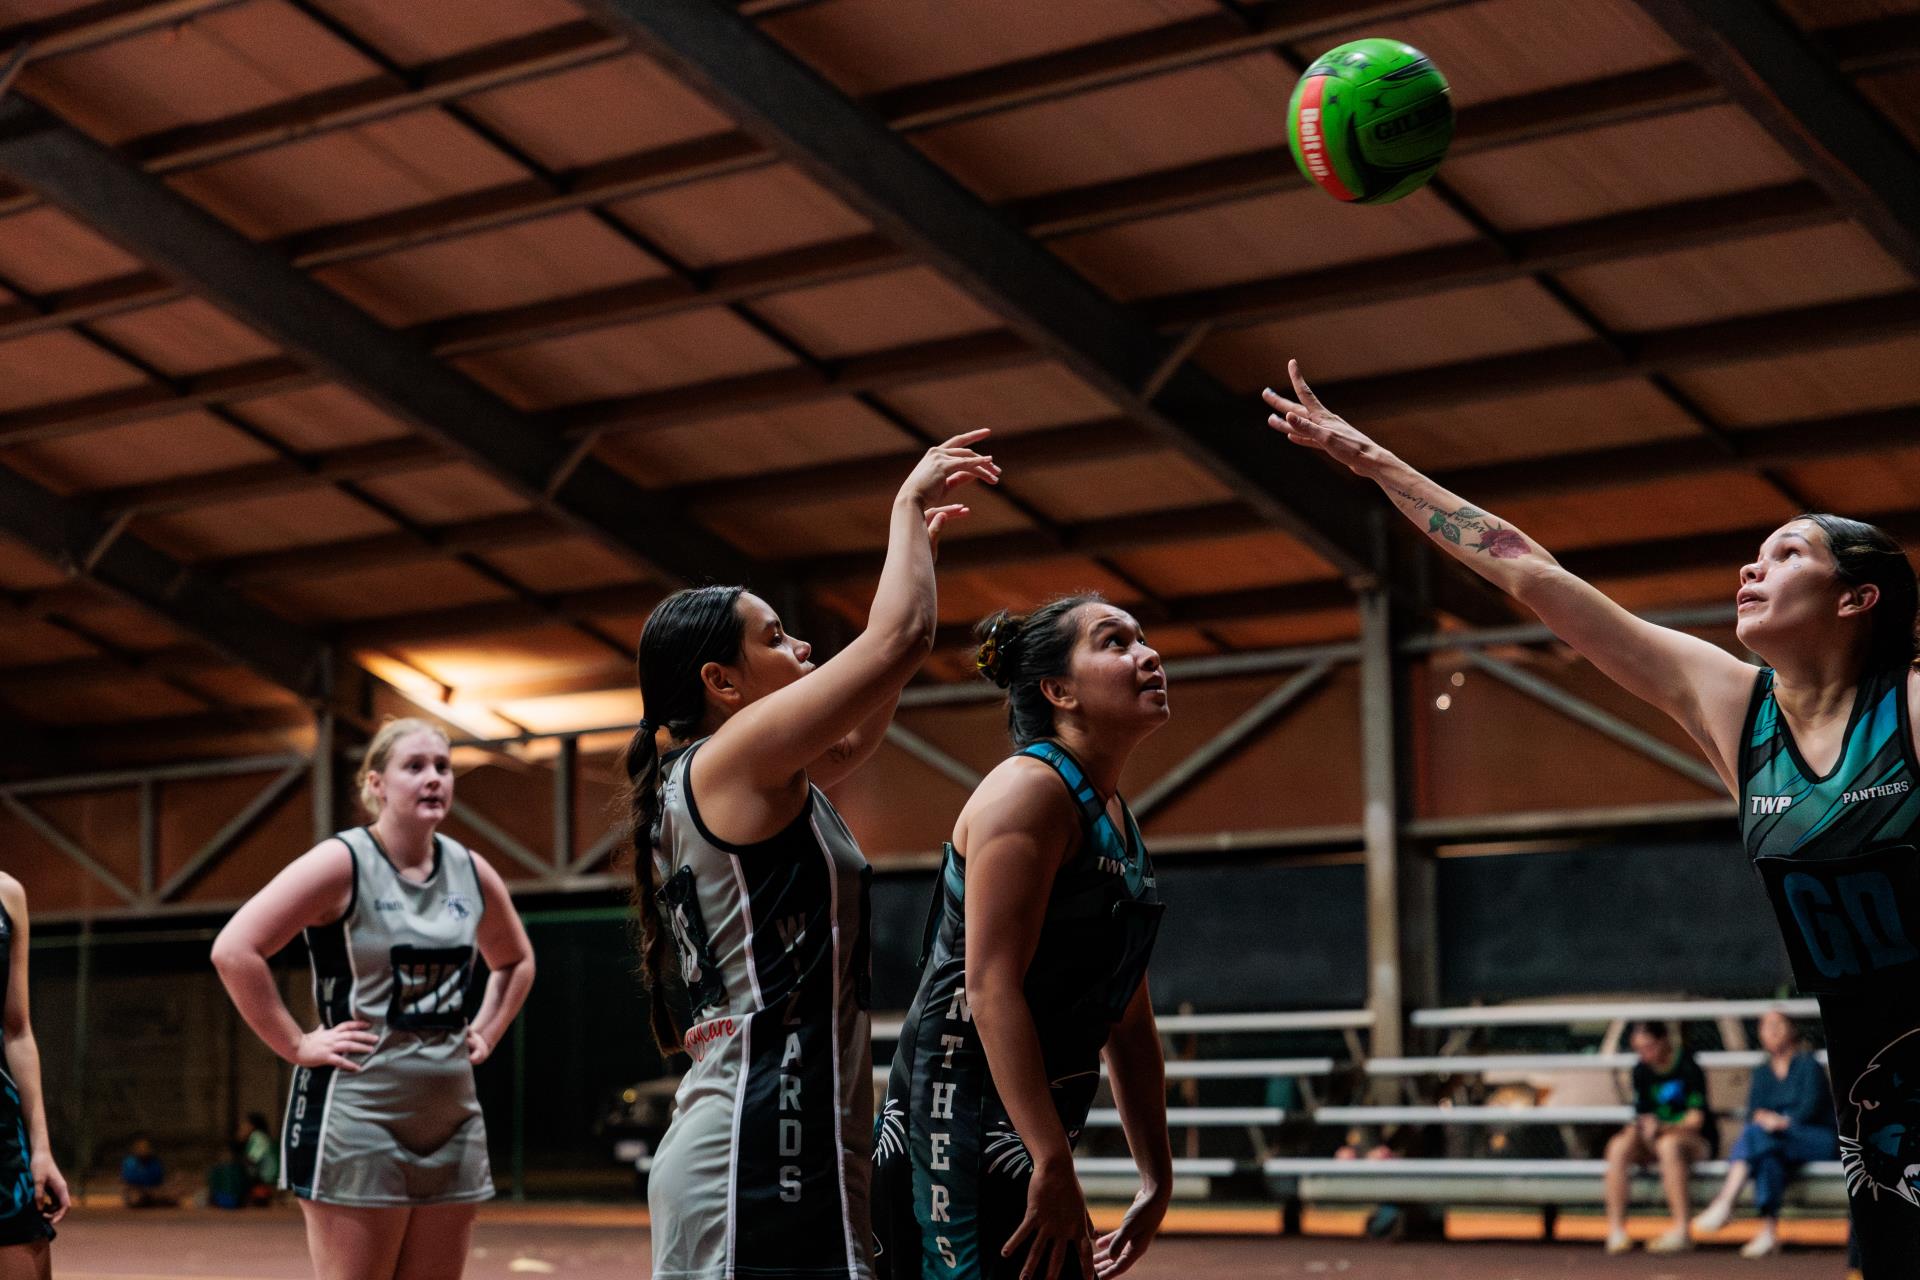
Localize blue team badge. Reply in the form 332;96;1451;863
445;894;473;920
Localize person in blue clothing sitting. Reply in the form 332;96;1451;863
1693;1009;1838;1258
119;1134;176;1208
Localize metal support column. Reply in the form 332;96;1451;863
70;918;93;1192
312;710;337;842
512;1015;528;1201
554;735;578;870
137;779;156;904
1359;588;1436;1059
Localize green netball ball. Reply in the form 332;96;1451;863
1287;38;1454;205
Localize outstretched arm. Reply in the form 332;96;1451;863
702;435;995;795
807;503;968;791
1264;361;1755;790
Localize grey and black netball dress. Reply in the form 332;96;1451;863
1741;663;1920;1275
872;742;1162;1280
0;899;51;1247
280;827;492;1206
647;742;875;1280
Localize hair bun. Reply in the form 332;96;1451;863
974;610;1020;688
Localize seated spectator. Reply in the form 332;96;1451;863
206;1140;249;1210
120;1134;177;1208
1693;1010;1837;1258
1603;1022;1714;1256
239;1112;277;1205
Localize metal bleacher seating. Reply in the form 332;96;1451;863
860;997;1847;1220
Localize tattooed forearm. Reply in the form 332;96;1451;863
1389;488;1532;559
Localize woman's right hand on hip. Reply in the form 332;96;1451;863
295;1019;377;1071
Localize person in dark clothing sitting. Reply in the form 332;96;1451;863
1604;1022;1715;1255
1693;1009;1837;1258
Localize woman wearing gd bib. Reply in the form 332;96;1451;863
213;717;535;1279
1265;359;1920;1274
873;595;1173;1280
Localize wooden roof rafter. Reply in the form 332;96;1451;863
1211;1;1815;515
0;20;1901;454
0;174;1848;526
11;0;1900;389
0;460;334;704
0;95;764;591
55;486;1920;712
0;237;628;736
586;0;1515;631
0;0;248;66
1632;0;1920;283
0;88;798;740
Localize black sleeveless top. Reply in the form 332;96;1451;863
1739;665;1920;994
915;740;1163;1088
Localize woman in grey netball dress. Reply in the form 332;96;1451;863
213;718;535;1280
628;430;997;1280
0;873;66;1280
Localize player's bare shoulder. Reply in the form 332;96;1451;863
953;752;1077;860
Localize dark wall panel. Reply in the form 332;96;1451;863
870;859;1370;1014
1437;840;1792;1004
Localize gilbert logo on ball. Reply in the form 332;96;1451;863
1287;38;1454;205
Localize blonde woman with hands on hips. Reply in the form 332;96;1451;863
213;718;535;1280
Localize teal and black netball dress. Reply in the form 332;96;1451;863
0;899;52;1247
1741;664;1920;1276
872;742;1162;1280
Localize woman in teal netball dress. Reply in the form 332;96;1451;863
873;595;1174;1280
1264;359;1920;1275
0;873;65;1280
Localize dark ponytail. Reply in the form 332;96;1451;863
974;593;1105;747
623;584;747;1055
1803;514;1919;670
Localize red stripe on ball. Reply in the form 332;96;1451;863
1292;74;1356;202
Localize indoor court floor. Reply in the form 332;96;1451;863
46;1205;1844;1280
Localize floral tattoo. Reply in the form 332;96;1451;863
1392;490;1531;559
